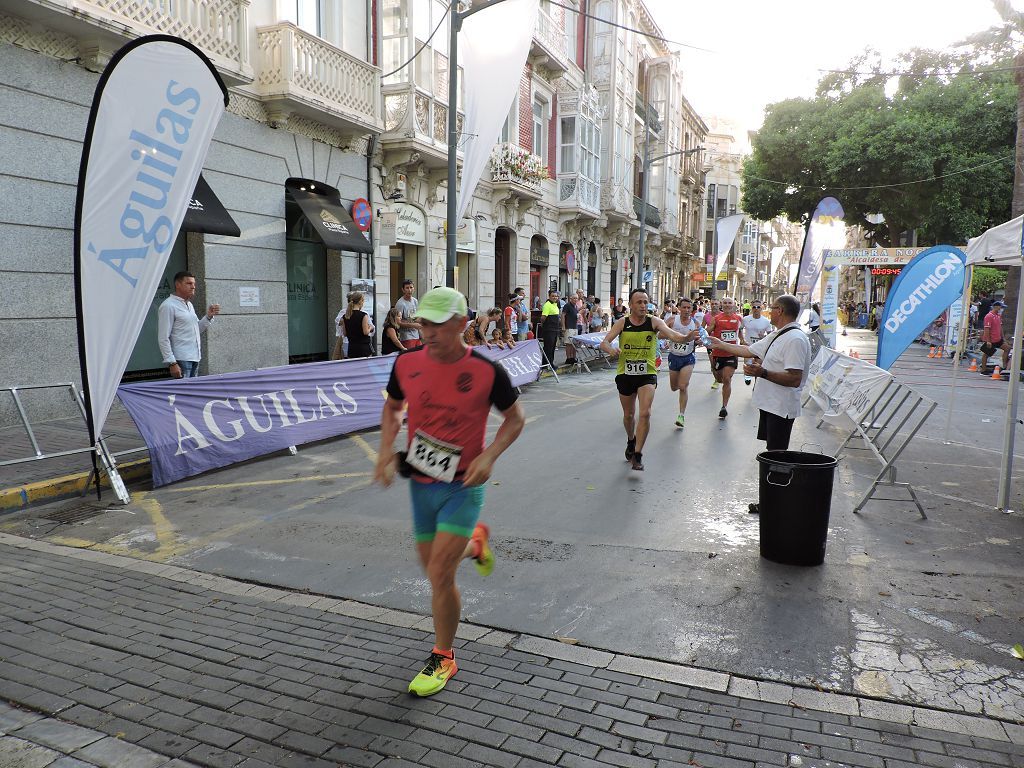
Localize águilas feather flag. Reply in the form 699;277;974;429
456;0;540;221
74;36;228;449
712;214;746;285
793;196;845;304
876;245;967;370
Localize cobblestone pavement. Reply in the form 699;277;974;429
0;534;1021;768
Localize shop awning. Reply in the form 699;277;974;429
286;179;373;253
182;174;241;237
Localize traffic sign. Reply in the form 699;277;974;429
350;198;372;231
642;270;653;283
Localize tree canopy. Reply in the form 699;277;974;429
742;37;1017;246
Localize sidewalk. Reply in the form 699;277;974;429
0;533;1020;768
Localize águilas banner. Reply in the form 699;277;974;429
793;196;845;304
118;342;543;487
75;36;228;450
806;346;893;426
877;245;967;370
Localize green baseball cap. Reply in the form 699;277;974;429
416;287;468;323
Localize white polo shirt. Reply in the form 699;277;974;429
747;322;811;419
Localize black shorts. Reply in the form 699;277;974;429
713;356;738;372
982;340;1006;354
615;373;658;396
757;409;795;451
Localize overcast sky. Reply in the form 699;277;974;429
642;0;1008;139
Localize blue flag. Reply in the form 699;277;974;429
877;245;967;370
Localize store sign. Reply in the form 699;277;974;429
824;247;959;266
239;286;260;307
691;272;705;283
394;203;426;245
379;211;398;246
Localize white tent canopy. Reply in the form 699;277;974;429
966;214;1024;266
964;214;1023;512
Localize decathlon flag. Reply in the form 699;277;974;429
793;196;845;305
74;36;228;448
456;0;540;222
712;214;745;284
877;245;967;370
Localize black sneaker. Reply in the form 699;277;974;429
719;407;728;419
625;437;636;460
631;452;644;471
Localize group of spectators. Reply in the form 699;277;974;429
333;280;539;359
538;289;610;365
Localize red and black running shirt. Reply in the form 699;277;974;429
386;347;518;478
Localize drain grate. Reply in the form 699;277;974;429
41;503;106;525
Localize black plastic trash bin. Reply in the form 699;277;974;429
756;450;838;566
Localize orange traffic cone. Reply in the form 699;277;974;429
992;365;1002;380
927;346;936;358
968;359;978;372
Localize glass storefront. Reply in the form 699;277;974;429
286;196;328;364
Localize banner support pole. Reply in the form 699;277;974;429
943;266;972;444
996;263;1024;512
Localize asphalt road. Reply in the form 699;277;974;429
3;335;1023;722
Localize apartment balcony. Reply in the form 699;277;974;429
730;258;748;276
528;8;570;73
684;235;699;256
633;195;662;229
557;173;601;218
634;94;661;135
9;0;252;83
381;84;464;169
490;143;545;202
255;22;382;135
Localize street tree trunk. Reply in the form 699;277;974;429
1003;50;1024;334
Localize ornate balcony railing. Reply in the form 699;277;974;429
490;143;547;192
256;22;382;132
44;0;251;79
633;195;662;228
530;8;569;71
557;174;600;216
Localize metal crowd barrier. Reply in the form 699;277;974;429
833;378;936;519
0;382;140;503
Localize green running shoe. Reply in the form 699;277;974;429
408;649;458;697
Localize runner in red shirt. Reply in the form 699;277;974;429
706;296;746;419
375;287;525;697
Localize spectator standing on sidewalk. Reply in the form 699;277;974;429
981;300;1010;371
541;289;561;366
158;271;219;378
395;279;422;349
514;287;531;341
561;294;579;365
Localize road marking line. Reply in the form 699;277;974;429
351;434;378;463
161;472;371;492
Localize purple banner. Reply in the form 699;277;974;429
474;339;542;387
117;340;542;487
118;356;396;487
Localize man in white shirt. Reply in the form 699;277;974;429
707;294;811;452
157;271;219;378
